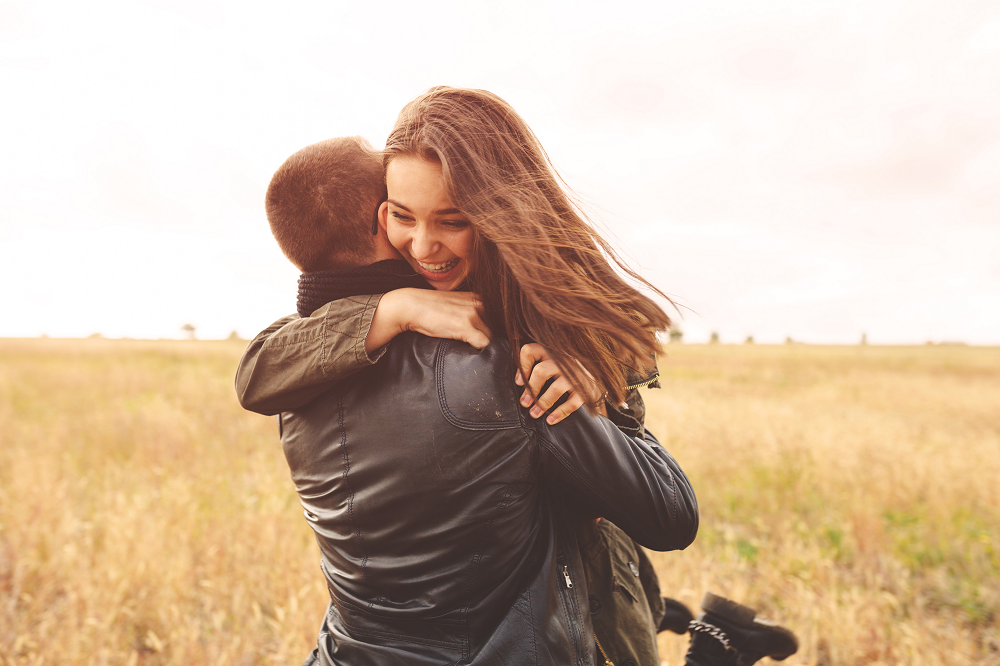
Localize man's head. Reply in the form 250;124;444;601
266;136;389;272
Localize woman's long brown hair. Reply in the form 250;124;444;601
384;86;672;406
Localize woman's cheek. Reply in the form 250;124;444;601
386;224;408;255
455;228;475;259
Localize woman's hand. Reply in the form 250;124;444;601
516;343;607;425
367;289;492;353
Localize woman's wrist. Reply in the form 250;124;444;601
595;398;608;418
365;290;409;353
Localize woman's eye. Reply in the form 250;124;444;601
441;220;470;229
390;211;414;223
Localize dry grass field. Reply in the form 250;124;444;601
1;338;997;665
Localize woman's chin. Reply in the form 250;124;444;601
427;274;467;291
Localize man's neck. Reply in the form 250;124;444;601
295;260;430;318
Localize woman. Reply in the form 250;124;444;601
379;88;678;666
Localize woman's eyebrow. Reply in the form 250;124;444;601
386;200;463;216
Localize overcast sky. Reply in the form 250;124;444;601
2;0;998;344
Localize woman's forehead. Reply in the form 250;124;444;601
386;156;455;212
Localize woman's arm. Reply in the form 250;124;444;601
368;289;491;352
235;289;491;416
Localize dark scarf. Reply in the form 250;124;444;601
296;260;430;317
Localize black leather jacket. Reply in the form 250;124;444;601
279;333;698;665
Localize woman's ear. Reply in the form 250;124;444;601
374;202;403;261
378;201;390;233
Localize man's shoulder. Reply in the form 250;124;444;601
387;334;523;431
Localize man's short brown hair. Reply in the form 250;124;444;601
266;136;386;272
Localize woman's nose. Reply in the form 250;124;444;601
409;226;439;259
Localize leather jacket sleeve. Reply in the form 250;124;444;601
532;412;698;552
234;294;386;415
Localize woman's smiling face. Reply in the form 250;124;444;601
381;156;474;292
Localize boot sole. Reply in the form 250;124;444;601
701;591;757;625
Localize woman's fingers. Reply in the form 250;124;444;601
401;290;493;349
517;343;547;386
518;358;557;405
520;372;584;423
517;343;573;417
520;360;575;416
459;308;492;350
464;298;492;349
440;293;491;349
517;341;606;423
545;392;587;425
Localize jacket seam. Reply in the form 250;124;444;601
669;454;678;530
433;342;514;658
338;396;369;580
435;340;522;431
353;294;379;367
257;331;322;348
524;585;538;665
318;305;330;378
458;479;517;661
517;431;541;665
332;593;465;627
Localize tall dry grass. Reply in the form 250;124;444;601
649;344;1000;665
0;338;326;665
1;339;997;664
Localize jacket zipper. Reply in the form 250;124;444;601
625;371;659;391
561;565;573;589
555;553;584;665
594;635;615;666
554;503;586;666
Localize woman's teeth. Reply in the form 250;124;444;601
417;258;460;273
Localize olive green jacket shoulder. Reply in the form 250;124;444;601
235;294;385;416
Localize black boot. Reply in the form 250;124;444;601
658;596;695;634
684;592;798;666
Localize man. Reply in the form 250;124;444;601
238;137;796;666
